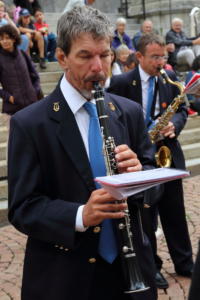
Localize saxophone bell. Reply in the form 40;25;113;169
155;145;172;168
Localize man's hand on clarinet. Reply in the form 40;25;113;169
83;144;139;227
83;189;127;227
115;144;142;173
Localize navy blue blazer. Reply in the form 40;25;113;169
8;84;156;300
108;66;188;169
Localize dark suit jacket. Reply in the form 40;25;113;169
108;66;188;169
8;84;156;300
188;240;200;300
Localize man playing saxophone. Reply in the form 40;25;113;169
8;6;158;300
108;33;194;290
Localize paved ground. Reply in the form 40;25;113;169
0;175;200;300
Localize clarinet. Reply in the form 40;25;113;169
93;82;150;294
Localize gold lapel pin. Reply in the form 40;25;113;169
108;102;116;111
132;80;136;86
53;102;60;112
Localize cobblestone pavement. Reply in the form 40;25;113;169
0;176;200;300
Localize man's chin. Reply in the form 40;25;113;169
80;89;93;100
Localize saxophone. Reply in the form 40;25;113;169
93;82;150;294
148;68;185;167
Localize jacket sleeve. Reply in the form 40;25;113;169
167;71;188;137
166;30;194;47
23;51;41;94
125;35;134;50
8;115;80;249
0;88;11;103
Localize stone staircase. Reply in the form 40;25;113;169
178;116;200;176
37;62;63;94
44;12;140;38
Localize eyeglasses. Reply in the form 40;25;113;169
148;55;168;61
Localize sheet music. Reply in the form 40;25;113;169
95;168;190;200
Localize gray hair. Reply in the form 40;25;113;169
116;17;127;25
57;6;113;55
171;17;183;25
141;19;153;29
115;44;129;56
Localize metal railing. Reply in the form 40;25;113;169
119;0;146;19
119;0;129;18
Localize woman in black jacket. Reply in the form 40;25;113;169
0;24;42;117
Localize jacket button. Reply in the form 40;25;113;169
93;226;101;233
59;246;64;250
64;248;69;251
54;245;59;248
88;257;96;263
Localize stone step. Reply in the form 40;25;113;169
178;128;200;145
186;158;200;176
45;12;139;36
36;62;62;73
182;142;200;160
0;199;7;210
39;71;63;84
184;116;200;129
41;82;57;95
0;111;8;126
0;143;7;161
0;160;6;178
0;127;8;143
0;180;8;201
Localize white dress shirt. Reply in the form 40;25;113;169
60;75;94;232
138;65;160;119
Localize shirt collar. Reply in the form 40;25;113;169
60;75;88;114
139;64;157;82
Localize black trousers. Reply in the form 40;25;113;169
141;179;193;273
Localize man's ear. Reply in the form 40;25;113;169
56;48;68;69
135;51;142;61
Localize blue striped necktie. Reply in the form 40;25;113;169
84;101;118;263
145;76;155;127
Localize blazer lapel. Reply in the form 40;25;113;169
130;67;143;106
47;86;95;191
158;75;168;113
104;93;127;146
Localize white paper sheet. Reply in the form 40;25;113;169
95;168;190;200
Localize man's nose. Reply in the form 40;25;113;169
91;56;103;72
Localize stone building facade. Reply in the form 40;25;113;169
5;0;200;36
125;0;200;36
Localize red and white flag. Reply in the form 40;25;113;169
184;73;200;95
